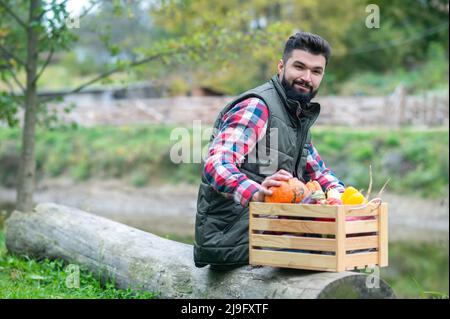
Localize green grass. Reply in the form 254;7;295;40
0;229;158;299
0;125;448;198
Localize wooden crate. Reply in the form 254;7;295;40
249;202;388;272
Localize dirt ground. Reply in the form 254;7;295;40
1;178;448;243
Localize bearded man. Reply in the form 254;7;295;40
194;31;345;268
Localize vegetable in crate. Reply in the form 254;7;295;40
342;186;367;205
306;180;322;192
325;188;343;205
301;180;325;204
265;178;311;203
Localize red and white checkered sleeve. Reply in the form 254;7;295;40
203;97;269;207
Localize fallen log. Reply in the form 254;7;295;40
5;203;395;298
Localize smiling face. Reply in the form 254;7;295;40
277;49;326;104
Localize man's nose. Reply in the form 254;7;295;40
301;70;312;82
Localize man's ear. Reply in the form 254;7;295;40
277;59;284;75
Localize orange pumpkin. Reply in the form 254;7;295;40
265;178;311;203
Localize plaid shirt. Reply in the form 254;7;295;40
203;97;345;208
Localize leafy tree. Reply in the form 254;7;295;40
0;0;292;212
331;0;449;85
146;0;376;94
141;0;450;94
0;0;82;212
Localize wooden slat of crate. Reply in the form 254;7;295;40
345;235;379;250
250;249;337;272
251;218;336;235
251;233;336;252
346;219;378;234
342;205;381;217
345;252;379;270
378;203;389;267
249;202;337;218
336;207;346;272
249;203;254;257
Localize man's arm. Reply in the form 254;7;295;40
304;142;345;193
203;97;269;207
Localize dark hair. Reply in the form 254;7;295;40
282;31;332;65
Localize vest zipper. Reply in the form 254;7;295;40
293;117;312;179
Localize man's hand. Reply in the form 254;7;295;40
251;169;293;202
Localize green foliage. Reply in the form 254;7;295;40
327;0;449;93
69;161;91;182
3;0;447;102
147;0;358;94
131;169;149;188
353;143;375;162
144;0;449;95
337;44;449;95
311;127;449;198
0;92;19;127
0;0;81;128
0;229;157;299
1;0;296;129
386;134;401;147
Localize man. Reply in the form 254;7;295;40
194;31;345;268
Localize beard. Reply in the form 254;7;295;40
281;71;318;106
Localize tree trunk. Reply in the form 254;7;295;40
16;0;41;212
5;203;396;299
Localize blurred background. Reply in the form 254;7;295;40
0;0;448;298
